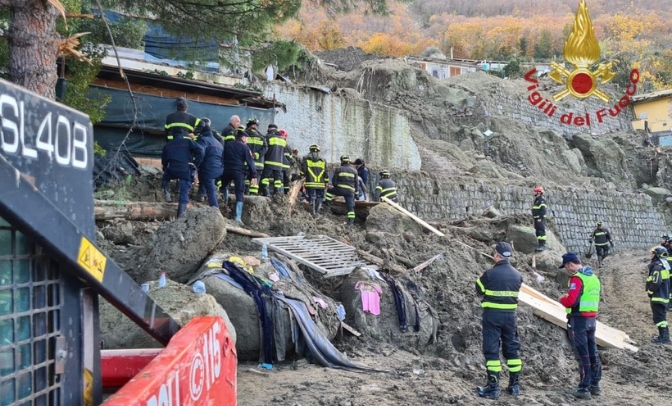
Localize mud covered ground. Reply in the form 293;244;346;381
236;249;672;406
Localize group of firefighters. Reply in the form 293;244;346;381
161;98;399;224
476;185;670;401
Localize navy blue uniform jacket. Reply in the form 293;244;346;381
223;139;258;178
161;135;204;180
196;130;224;179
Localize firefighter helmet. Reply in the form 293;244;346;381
662;234;671;240
651;246;668;259
380;170;391;178
246;118;259;127
533;186;544;194
596;221;603;227
309;144;320;152
279;129;288;139
340;155;351;163
194;117;211;134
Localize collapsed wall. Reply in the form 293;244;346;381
395;173;664;254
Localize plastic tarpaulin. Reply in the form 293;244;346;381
93;87;274;157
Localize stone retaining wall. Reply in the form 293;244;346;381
394;173;664;254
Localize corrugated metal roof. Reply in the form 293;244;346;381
631;89;672;103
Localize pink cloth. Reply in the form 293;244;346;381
355;282;382;315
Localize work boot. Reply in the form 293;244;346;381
506;372;520;396
534;242;546;252
198;194;206;202
222;189;229;203
572;388;591;400
163;189;172;203
347;218;355;226
234;201;244;225
589;384;602;396
309;200;316;216
177;203;186;218
476;371;500;399
652;326;670;344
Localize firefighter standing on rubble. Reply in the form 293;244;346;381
589;221;613;268
532;186;547;251
161;130;204;217
194;118;224;208
325;156;359;225
475;242;523;399
301;144;328;216
374;170;398;202
244;118;267;195
647;246;671;344
260;124;286;196
220;127;257;224
164;98;200;142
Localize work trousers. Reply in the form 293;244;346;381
261;166;284;195
482;310;522;374
567;316;601;391
595;245;610;258
200;176;219;208
652;302;668;328
327;187;355;221
220;171;246;203
534;218;546;242
306;188;325;204
162;171;192;205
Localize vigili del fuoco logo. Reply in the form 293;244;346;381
523;0;639;127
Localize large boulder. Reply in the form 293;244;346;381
643;187;671;206
572;134;633;188
100;279;236;349
131;207;226;283
366;203;423;235
340;267;439;348
507;224;565;255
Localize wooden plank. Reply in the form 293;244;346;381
381;197;444;236
341;322;362;337
518;291;637;352
412;252;445;273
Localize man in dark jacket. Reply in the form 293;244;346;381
221;115;241;144
647;246;671;344
194;118;224;208
221;127;257;224
161;133;204;217
354;158;369;200
558;252;602;400
589;221;614;268
324;155;359;225
164;98;200;141
260;124;286;196
374;170;398;202
475;242;523;399
532;186;547;251
244;118;267;195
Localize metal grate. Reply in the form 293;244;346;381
252;235;376;277
0;216;63;406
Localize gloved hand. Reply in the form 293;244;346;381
254;152;259;160
610;241;614;248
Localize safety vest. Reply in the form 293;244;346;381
476;261;522;311
304;158;326;189
566;272;600;314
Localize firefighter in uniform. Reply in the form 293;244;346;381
374;170;398;202
325;156;359;225
164;98;200;141
558;252;602;400
260;124;286;196
221;115;241;144
589;221;613;268
475;242;523;399
161;133;204;217
647;246;670;344
532;186;547;251
301;144;328;216
220;127;257;224
244;118;267;195
280;130;293;193
661;234;672;252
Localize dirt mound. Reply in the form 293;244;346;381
315;46;386;72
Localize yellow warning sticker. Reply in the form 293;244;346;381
77;237;107;282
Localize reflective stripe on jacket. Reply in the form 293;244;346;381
475;260;523;310
302;156;327;189
532;196;546;219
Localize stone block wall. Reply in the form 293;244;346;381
482;87;634;137
394;173;664;254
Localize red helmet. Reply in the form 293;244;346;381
533;186;544;194
279;129;288;139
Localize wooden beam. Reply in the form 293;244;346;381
341;322;362;337
412;252;445;273
381;196;444;236
225;226;269;239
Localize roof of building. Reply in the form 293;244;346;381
96;65;285;110
631;89;672;104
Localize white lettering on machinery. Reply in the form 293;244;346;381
146;370;180;406
190;321;222;401
0;93;89;170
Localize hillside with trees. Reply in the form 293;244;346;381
275;0;672;90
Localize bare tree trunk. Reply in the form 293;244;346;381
7;0;60;98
